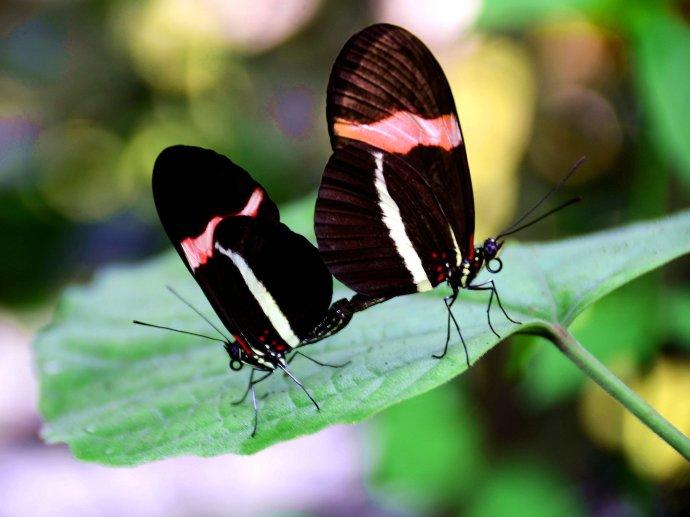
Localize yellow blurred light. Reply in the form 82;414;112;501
36;120;127;221
579;357;636;451
442;38;537;238
114;0;228;95
580;356;690;482
621;358;690;482
527;19;622;183
187;65;252;138
0;76;39;116
531;19;615;89
118;111;217;196
529;87;622;184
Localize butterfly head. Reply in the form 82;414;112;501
224;341;283;372
225;341;276;372
224;342;246;371
480;237;503;274
456;238;504;288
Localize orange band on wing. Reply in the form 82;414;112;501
237;188;263;217
180;188;265;270
180;215;224;270
333;112;461;154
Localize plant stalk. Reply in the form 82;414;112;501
547;325;690;461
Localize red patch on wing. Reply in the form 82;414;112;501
333;112;461;154
180;215;224;270
237;187;263;217
179;188;265;270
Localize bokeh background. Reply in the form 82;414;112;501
1;0;690;515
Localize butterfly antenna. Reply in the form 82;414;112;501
277;363;320;410
133;320;227;343
498;156;586;239
497;196;582;238
166;285;230;341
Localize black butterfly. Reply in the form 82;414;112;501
314;24;581;365
138;145;377;435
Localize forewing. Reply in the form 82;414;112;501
152;145;279;276
315;141;460;298
196;218;333;351
327;23;475;256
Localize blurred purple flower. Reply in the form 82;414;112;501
0;116;40;184
266;85;317;140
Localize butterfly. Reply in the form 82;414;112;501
138;145;378;435
313;24;581;365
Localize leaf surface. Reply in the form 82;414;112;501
35;207;690;465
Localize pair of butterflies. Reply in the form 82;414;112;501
143;24;571;436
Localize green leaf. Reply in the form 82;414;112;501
477;0;614;29
466;457;586;517
34;207;690;465
632;8;690;188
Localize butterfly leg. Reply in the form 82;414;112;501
250;383;259;437
433;295;454;360
233;368;273;436
289;350;350;368
232;368;272;405
278;364;320;411
468;280;521;340
489;280;522;325
433;292;470;367
483;285;501;339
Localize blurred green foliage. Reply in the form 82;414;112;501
370;383;485;509
478;0;611;29
631;6;690;188
466;457;587;517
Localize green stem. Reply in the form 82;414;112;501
547;325;690;460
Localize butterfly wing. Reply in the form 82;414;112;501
152;145;332;353
326;23;475;260
200;218;333;352
152;145;279;276
315;141;461;297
